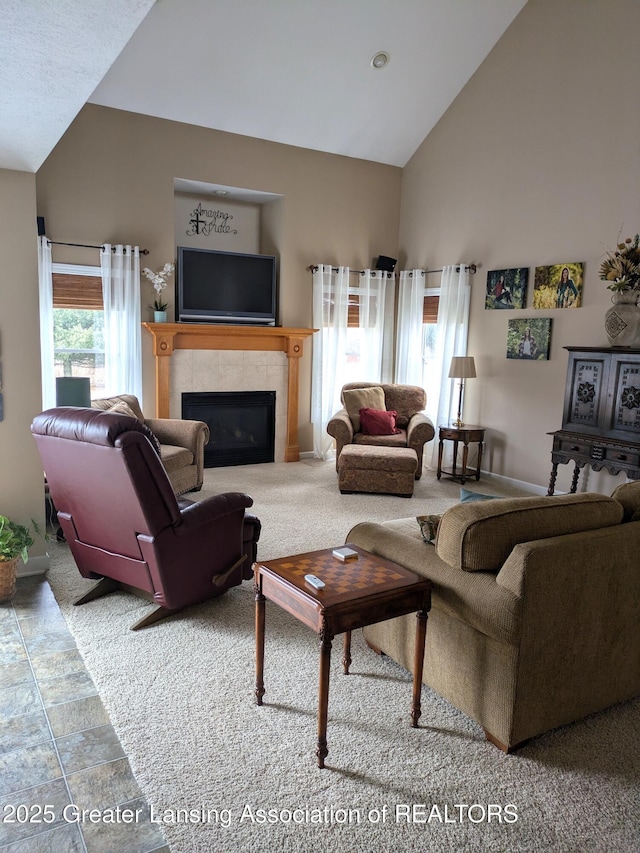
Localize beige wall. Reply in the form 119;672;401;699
14;0;638;503
0;169;48;568
36;106;402;450
174;193;261;254
399;0;640;492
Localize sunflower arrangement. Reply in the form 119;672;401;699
599;234;640;292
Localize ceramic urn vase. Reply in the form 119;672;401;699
604;291;640;347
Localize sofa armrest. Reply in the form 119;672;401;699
326;408;354;470
494;523;640;735
406;412;435;446
347;520;521;644
146;417;210;455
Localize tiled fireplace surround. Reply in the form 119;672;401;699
173;350;287;461
142;324;316;463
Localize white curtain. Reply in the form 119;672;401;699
101;245;142;400
311;266;388;459
427;264;471;467
37;237;56;409
312;265;350;459
395;269;425;386
380;271;396;383
357;269;388;382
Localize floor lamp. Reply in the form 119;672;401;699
448;356;476;428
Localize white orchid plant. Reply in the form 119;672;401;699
143;262;175;311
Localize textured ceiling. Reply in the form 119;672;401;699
1;0;527;173
0;0;155;172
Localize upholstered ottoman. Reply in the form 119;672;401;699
338;445;418;497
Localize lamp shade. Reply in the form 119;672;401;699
55;377;91;408
448;356;476;380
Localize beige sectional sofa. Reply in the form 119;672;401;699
347;487;640;752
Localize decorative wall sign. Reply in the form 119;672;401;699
533;263;584;308
186;202;239;237
485;267;528;309
506;318;552;360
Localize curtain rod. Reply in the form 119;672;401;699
308;263;476;275
307;265;392;276
47;239;149;255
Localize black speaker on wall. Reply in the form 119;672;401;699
37;216;46;236
375;255;397;272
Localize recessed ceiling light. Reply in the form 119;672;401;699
214;189;229;196
371;51;390;69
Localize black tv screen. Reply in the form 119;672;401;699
176;246;277;325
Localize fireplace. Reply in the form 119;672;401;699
182;391;276;468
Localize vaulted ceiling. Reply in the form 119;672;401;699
1;0;527;173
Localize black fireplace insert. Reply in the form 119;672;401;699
182;391;276;467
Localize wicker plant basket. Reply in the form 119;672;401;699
0;557;19;603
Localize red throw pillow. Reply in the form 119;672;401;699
359;407;401;436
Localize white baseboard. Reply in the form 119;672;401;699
479;469;549;496
17;554;50;577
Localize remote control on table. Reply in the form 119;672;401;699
304;574;325;590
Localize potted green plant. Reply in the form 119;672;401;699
0;515;37;602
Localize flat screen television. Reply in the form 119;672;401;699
176;246;277;325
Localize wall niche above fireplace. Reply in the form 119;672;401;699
183;390;275;467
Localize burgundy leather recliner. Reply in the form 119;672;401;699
31;407;261;630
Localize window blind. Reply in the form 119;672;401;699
52;273;103;310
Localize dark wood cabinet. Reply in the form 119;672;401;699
547;347;640;494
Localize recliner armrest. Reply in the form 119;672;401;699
175;492;253;534
146;417;210;455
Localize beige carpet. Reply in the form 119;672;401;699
46;463;640;852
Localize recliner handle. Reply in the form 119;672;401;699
212;554;247;587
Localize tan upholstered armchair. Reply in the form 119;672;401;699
326;382;435;479
91;394;209;496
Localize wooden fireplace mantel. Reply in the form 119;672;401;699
142;323;317;462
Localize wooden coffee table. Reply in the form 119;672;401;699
254;545;432;768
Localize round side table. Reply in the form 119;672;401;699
437;424;485;484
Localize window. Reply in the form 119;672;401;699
421;291;440;388
52;265;105;397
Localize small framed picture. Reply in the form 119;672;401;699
533;263;584;308
485;268;529;310
507;318;552;360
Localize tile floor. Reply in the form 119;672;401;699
0;575;169;853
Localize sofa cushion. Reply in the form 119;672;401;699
96;401;160;456
611;481;640;521
159;444;194;473
359;407;401;436
343;386;385;432
92;394;145;422
381;384;426;429
107;399;140;421
436;493;624;572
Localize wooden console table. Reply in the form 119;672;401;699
143;323;316;462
